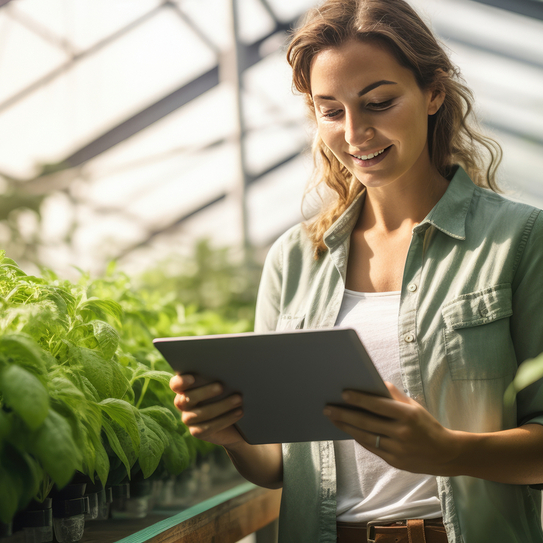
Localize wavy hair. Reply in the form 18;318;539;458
287;0;502;257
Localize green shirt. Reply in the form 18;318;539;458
254;166;543;543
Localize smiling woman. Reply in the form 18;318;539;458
169;1;543;542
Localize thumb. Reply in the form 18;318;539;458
384;381;412;404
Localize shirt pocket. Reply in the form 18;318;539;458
441;284;516;380
276;314;305;331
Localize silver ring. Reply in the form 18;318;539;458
375;435;381;449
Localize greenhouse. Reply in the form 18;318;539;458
1;0;543;542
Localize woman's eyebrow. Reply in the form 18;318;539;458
358;80;397;96
313;80;397;101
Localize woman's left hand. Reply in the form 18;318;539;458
324;381;461;476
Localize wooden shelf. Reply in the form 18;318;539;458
82;482;281;543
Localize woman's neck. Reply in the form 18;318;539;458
359;167;449;234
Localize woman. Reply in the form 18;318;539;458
170;1;543;541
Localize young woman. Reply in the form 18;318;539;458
170;1;543;541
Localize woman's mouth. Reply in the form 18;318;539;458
350;145;392;167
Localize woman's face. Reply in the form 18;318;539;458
310;39;444;190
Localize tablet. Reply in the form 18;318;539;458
153;328;390;444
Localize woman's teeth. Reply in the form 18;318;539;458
353;148;386;160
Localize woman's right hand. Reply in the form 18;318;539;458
169;373;246;448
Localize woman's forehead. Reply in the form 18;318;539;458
309;40;413;98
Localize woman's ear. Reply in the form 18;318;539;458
428;69;447;115
428;87;445;115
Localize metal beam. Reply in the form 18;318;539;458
115;148;304;260
64;66;220;167
471;0;543;21
6;6;75;54
51;22;292;170
0;3;166;114
439;34;543;72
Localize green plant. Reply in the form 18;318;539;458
0;249;255;524
504;352;543;407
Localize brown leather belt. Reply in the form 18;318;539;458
337;518;448;543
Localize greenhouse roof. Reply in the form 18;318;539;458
0;0;542;275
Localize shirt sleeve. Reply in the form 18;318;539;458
510;209;543;426
254;237;283;334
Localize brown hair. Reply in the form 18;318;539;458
287;0;502;257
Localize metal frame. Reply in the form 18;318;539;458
471;0;543;21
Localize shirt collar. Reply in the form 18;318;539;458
415;166;475;240
323;190;366;251
323;166;475;250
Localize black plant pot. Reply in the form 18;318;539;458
50;483;88;543
13;499;53;543
0;520;13;540
110;481;151;519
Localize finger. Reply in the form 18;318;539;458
169;374;195;393
183;394;243;425
341;389;413;419
327;417;390;453
175;382;223;410
185;407;244;440
324;404;395;437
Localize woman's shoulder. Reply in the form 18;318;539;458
266;221;314;260
471;184;542;231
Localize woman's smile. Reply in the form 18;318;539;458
350;146;392;167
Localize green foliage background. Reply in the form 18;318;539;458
0;242;260;524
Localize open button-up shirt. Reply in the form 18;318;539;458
254;167;543;543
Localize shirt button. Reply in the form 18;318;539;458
404;333;415;343
407;283;417;292
478;301;489;317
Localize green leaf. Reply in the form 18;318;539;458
67;343;130;400
139;406;178;432
31;409;80;487
137;414;165;478
162;431;190;475
505;353;543;407
91;320;119;359
79;298;123;327
101;418;131;477
88;427;110;488
0;461;22;523
0;364;49;430
98;399;140;450
131;368;173;387
0;409;12;441
0;334;46;375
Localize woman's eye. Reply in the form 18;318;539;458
321;109;341;118
367;99;393;111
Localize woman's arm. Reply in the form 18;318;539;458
324;381;543;485
223;441;283;489
170;374;283;489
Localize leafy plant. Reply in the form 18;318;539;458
0;247;256;524
504;352;543;407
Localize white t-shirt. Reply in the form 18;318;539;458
334;288;441;522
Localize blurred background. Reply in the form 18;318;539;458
0;0;542;282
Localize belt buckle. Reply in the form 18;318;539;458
366;520;379;543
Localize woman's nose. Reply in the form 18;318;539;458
344;110;373;146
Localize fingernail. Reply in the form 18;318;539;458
184;375;195;385
342;391;351;401
212;384;222;394
235;409;243;416
323;408;331;416
231;395;242;406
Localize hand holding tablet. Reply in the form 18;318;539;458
157;328;390;444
